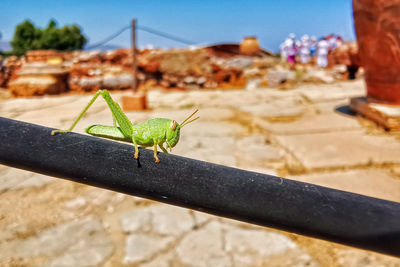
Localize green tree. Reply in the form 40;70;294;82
56;24;87;51
39;19;60;50
10;19;87;56
10;20;38;56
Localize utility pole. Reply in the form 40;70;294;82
131;18;137;92
122;18;146;111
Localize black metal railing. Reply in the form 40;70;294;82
0;117;399;257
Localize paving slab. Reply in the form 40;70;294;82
120;208;152;233
149;107;234;122
13;106;76;129
256;113;362;135
148;89;224;109
313;99;350;114
180;121;245;137
239;98;304;119
147;90;194;109
0;168;54;192
175;219;318;267
276;131;400;170
237;166;278;177
124;234;174;264
175;221;232;267
0;217;113;266
257;248;320;267
220;90;298;108
140;252;175;267
223;225;318;267
223;225;296;257
192;210;217;226
120;204;195;237
147;88;304;110
0;94;81;116
335;248;400;267
12;94;109;129
192;107;235;121
236;135;283;168
288;169;400;202
300;81;365;103
173;135;237;167
62;187;125;215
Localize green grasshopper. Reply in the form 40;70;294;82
51;89;199;163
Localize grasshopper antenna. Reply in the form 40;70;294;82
180;109;199;127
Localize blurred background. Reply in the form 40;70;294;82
1;1;400;266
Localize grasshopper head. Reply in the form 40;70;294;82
165;109;199;150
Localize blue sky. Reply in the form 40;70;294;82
0;0;355;52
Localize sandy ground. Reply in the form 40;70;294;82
0;80;400;266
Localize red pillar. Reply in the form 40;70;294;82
353;0;400;105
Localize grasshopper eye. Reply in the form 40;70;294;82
170;120;177;130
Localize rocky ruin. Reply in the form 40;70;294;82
8;62;68;97
0;42;360;97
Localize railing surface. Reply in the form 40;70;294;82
0;117;399;257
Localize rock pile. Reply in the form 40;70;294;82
0;42;360;97
1;47;271;96
68;49;134;92
0;56;21;88
8;62;68;96
25;50;74;63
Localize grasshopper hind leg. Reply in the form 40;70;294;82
51;90;104;136
51;129;70;135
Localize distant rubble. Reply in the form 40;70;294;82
0;41;360;97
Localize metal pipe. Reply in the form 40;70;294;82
0;117;399;257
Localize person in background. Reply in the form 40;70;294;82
316;37;330;68
285;33;299;69
334;35;344;49
310;35;318;57
328;34;339;50
279;38;289;63
299;34;312;64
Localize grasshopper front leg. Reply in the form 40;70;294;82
132;138;139;160
153;142;160;164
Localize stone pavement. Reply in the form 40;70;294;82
1;80;400;266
